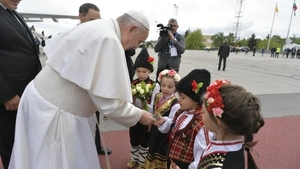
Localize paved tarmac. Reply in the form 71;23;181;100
2;49;299;169
39;49;300;131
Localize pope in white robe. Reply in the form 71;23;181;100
8;10;155;169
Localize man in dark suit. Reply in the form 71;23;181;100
217;40;230;71
0;0;42;168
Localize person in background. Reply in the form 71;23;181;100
291;47;296;59
261;47;265;56
34;36;40;55
270;46;276;57
252;46;256;56
275;47;280;58
41;37;46;47
154;18;185;82
8;10;156;169
78;2;100;23
0;0;42;168
217;40;230;71
297;48;300;59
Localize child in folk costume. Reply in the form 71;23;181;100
156;69;213;169
193;80;264;169
127;48;160;169
144;69;181;169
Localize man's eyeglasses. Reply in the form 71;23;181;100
168;24;178;28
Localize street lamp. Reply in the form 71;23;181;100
174;4;178;18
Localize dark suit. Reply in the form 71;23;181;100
217;42;230;71
0;7;41;168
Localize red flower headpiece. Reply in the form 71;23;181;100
204;79;230;118
147;56;155;65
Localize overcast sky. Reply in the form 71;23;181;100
17;0;300;41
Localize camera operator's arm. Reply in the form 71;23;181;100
154;36;169;53
168;31;186;54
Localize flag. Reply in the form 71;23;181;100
275;4;279;13
293;2;298;16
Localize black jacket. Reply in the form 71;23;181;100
218;43;230;58
0;7;41;110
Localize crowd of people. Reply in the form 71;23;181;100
0;1;266;169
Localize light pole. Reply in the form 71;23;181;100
155;20;158;41
174;4;178;18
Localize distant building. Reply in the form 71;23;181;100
202;35;213;47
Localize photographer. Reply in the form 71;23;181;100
154;18;185;82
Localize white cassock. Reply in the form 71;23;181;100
9;19;143;169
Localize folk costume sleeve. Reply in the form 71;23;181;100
189;127;213;169
168;103;180;120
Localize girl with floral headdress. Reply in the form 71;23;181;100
144;69;181;169
156;69;214;169
194;80;265;169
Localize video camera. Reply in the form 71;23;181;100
157;23;172;37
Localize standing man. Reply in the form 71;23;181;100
275;47;280;58
270;46;276;57
154;18;185;82
0;0;42;168
261;47;265;56
34;36;40;55
217;40;230;71
253;46;256;56
78;3;100;23
8;10;156;169
78;2;112;156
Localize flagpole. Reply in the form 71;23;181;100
267;2;278;50
285;0;296;49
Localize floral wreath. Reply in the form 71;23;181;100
147;56;155;65
204;79;230;118
158;69;181;83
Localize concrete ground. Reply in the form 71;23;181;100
1;49;300;169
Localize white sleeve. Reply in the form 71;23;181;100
148;84;161;113
88;92;143;127
157;102;180;133
168;103;180;120
188;128;210;169
157;116;172;133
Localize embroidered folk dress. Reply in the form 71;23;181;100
197;139;244;169
158;107;213;169
144;93;180;169
9;19;144;169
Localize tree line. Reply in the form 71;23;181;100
184;29;300;50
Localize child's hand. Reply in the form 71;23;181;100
153;113;166;126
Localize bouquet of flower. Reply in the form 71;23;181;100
132;82;156;111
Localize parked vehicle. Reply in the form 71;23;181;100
239;46;250;52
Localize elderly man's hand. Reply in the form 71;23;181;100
139;111;156;126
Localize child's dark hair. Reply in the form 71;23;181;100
204;83;264;169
